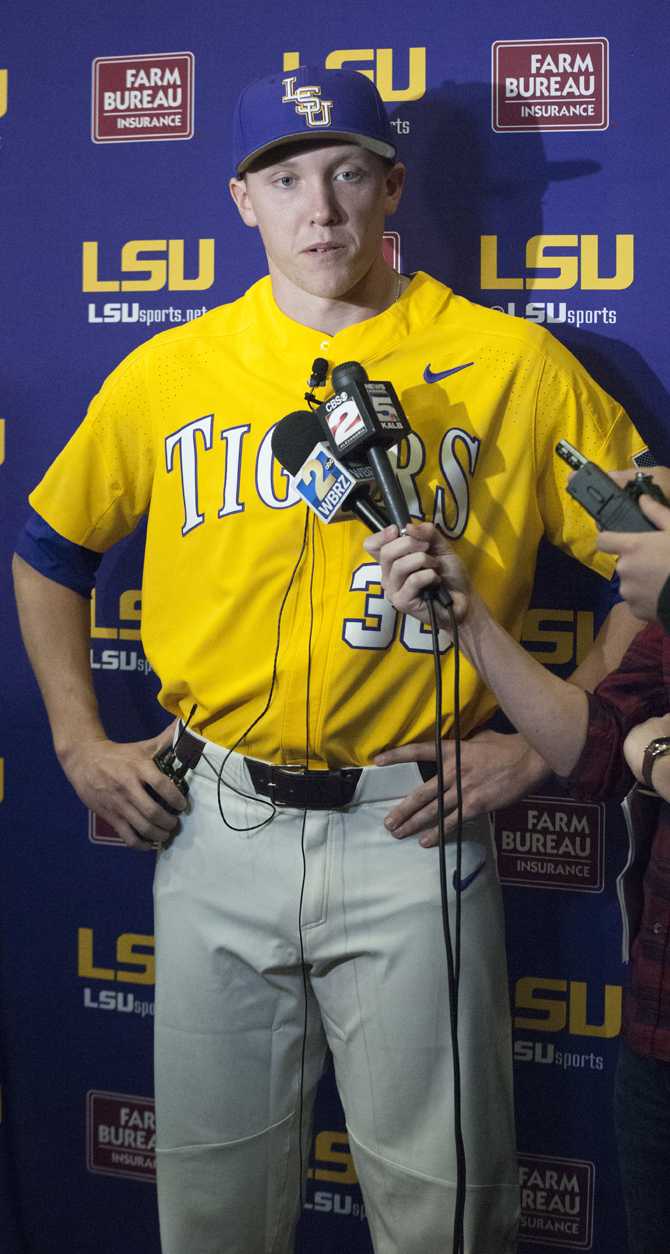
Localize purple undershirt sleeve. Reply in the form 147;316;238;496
14;508;103;599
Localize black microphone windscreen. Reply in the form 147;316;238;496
271;410;322;475
331;361;368;391
308;357;329;389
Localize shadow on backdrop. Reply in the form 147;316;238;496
393;80;670;461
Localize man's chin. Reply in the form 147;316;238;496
293;263;373;304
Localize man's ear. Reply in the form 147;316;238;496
384;162;406;218
229;176;258;227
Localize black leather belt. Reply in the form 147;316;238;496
174;730;362;808
175;729;435;809
245;759;362;809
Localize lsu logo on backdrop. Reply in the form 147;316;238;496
78;927;155;1017
493;796;604;892
492;37;608;131
481;234;634;291
87;1091;155;1181
90;587;141;639
83;240;214;292
304;1130;367;1219
78;927;154;984
88;586;154;676
519;1154;594;1247
514;976;621;1038
0;69;7;118
282;50;426;102
92;52;194;142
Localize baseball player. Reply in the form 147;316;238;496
13;66;646;1254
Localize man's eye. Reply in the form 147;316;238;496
274;175;295;188
336;169;361;182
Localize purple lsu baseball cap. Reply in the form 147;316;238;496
232;65;397;176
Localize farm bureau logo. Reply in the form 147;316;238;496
87;1091;155;1181
492;38;608;131
519;1153;594;1247
92;52;194;142
493;796;604;892
89;812;125;846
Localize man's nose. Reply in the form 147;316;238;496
308;180;341;225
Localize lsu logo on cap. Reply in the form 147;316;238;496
282;75;333;128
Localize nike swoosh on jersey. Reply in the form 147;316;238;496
452;858;486;893
423;362;474;384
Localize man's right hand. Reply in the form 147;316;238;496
59;731;188;851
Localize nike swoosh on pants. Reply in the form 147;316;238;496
452;858;486;892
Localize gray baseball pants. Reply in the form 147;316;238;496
153;741;519;1253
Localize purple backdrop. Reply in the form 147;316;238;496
2;4;669;1251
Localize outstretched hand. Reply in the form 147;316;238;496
363;521;472;628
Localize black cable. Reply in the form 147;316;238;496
200;507;316;1216
427;597;465;1254
451;614;464;994
296;512;317;1210
296;809;310;1208
209;511;310;831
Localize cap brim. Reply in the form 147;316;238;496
237;130;397;175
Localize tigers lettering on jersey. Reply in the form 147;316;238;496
163;420;477;538
432;429;481;538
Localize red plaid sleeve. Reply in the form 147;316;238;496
566;623;668;801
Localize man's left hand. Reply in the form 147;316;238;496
375;729;549;846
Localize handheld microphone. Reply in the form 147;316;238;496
271;410;391;532
316;361;411;530
274;409;453;611
556;440;668;532
316;363;452;609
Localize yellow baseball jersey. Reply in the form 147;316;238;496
30;272;644;766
